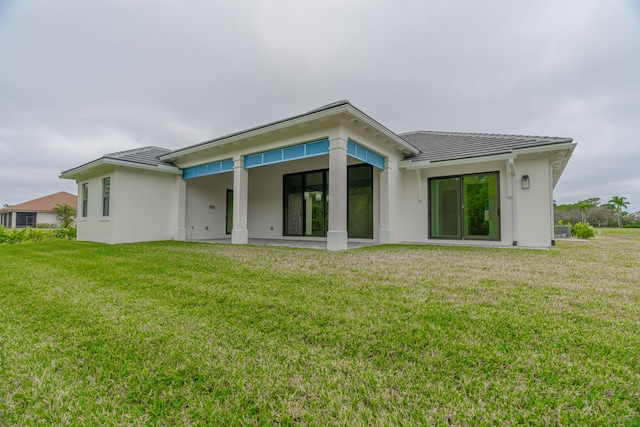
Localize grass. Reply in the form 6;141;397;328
1;231;639;425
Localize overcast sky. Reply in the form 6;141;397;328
1;0;639;213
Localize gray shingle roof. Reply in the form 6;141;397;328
399;131;573;163
103;146;175;167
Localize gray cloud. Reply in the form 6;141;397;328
1;0;639;212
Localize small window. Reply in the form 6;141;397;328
102;177;110;217
82;183;88;217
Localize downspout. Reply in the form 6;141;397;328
548;157;569;246
507;158;518;246
549;163;555;245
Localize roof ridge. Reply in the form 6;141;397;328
305;99;351;114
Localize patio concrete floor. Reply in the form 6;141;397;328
190;238;378;250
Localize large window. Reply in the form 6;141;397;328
102;177;110;217
16;212;36;228
283;164;374;238
82;183;88;217
429;172;500;240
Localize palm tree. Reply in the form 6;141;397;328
54;204;77;228
608;196;630;228
577;200;590;224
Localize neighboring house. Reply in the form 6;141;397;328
0;191;78;229
59;100;576;249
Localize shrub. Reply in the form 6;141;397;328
27;228;45;242
36;223;57;228
571;222;595;239
6;228;28;244
0;226;77;244
52;227;77;240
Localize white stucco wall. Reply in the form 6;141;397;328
110;168;181;243
185;172;233;240
513;155;553;248
75;167;180;244
36;212;59;227
75;171;114;243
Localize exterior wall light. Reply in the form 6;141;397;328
521;175;530;189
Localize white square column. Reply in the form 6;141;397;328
379;160;392;244
327;137;348;250
174;177;187;241
232;156;248;244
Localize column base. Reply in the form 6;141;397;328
174;228;186;241
379;229;393;244
327;230;348;251
232;229;248;244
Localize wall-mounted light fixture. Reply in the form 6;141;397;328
521;175;530;190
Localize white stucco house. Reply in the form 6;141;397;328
60;100;575;250
0;191;77;229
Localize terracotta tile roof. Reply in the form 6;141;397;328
1;191;77;213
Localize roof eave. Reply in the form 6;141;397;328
399;153;518;170
60;158;181;180
399;141;577;170
511;140;575;155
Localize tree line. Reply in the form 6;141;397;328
555;196;638;228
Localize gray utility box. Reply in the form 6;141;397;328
555;225;571;238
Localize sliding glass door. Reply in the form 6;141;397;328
429;172;500;240
347;164;373;238
283;164;373;238
283;170;328;237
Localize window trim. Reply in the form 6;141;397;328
102;177;110;217
81;182;89;218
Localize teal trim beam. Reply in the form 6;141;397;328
347;139;385;170
182;159;234;179
244;139;330;168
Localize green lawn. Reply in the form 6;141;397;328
1;233;639;426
